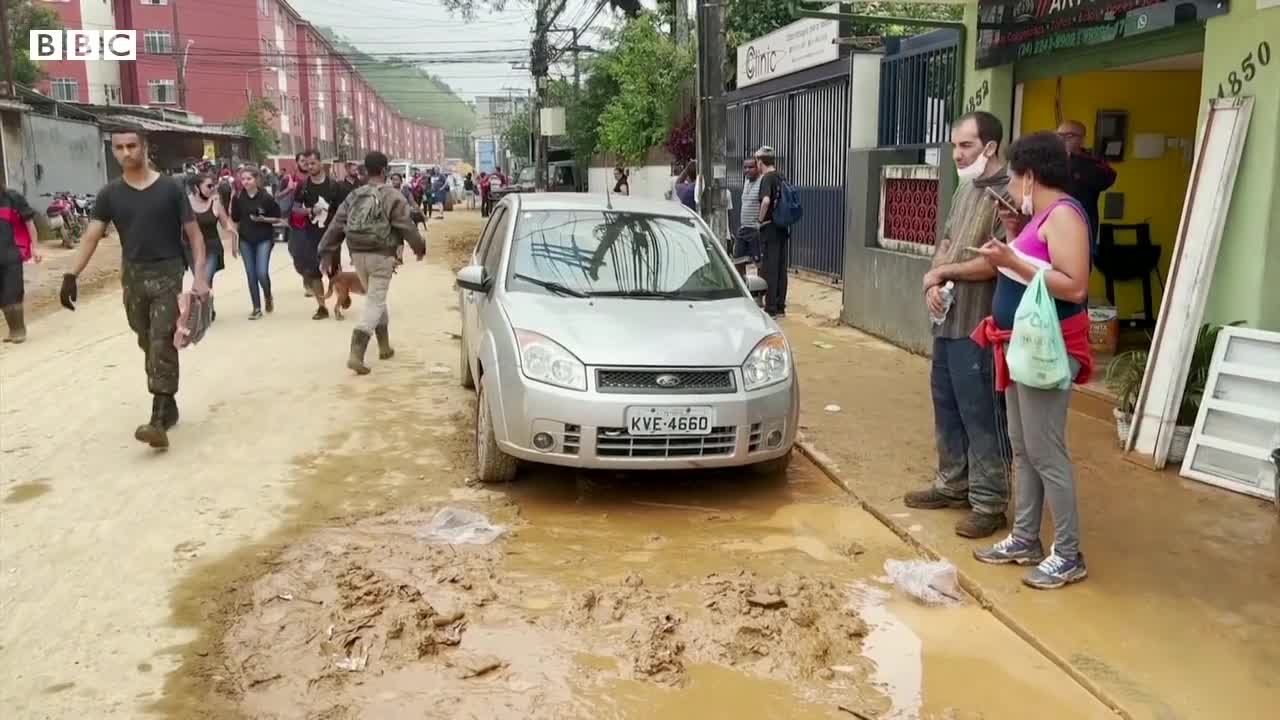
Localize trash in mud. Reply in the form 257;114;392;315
883;559;963;606
417;507;506;545
430;364;452;375
813;341;835;350
825;404;842;413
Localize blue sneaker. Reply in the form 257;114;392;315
973;534;1045;566
1023;551;1088;590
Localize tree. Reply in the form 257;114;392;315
502;106;531;163
239;98;279;161
596;12;693;164
335;115;354;159
8;0;64;86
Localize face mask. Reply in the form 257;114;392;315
955;142;994;182
1021;176;1035;216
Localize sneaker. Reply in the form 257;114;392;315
903;488;968;510
264;293;274;314
973;534;1045;566
312;306;330;320
249;309;263;320
1023;551;1087;590
955;511;1008;539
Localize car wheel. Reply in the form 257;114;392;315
750;449;793;477
459;331;475;390
475;381;518;483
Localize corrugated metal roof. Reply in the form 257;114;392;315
102;114;247;139
0;97;31;113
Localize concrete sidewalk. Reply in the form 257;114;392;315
783;279;1280;720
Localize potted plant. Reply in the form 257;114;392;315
1104;322;1237;463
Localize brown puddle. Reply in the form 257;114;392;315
4;478;52;504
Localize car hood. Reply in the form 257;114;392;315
500;294;778;367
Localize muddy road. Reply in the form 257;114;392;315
0;212;1112;719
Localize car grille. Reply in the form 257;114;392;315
749;423;763;452
596;369;736;395
563;424;581;455
595;426;737;458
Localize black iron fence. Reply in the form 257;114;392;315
878;30;962;147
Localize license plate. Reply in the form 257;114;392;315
625;407;715;436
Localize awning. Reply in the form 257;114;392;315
100;114;247;139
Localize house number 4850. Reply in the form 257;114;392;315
1217;41;1271;98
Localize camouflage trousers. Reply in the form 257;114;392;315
121;258;184;395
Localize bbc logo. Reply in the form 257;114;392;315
30;30;138;61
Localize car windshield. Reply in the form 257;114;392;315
507;210;742;301
517;167;537;184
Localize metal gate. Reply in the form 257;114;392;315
725;64;849;280
878;30;962;147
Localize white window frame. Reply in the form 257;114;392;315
149;79;177;105
50;78;79;102
144;30;172;55
141;0;167;5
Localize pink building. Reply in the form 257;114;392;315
35;0;444;163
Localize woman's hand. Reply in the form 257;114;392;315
31;248;43;264
997;207;1028;237
975;238;1018;269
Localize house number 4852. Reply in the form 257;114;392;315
1217;41;1271;98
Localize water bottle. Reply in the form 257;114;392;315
930;281;955;326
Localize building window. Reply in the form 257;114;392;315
104;84;122;104
149;79;177;104
144;30;172;55
50;78;79;102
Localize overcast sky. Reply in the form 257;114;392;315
289;0;659;102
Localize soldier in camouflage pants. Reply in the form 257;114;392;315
122;259;185;395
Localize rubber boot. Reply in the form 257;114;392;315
161;394;180;430
375;321;394;360
134;395;171;449
1;305;26;344
348;330;372;375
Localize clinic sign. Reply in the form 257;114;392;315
735;7;840;89
30;30;138;61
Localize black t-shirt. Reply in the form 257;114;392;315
758;172;782;225
230;190;281;244
94;175;193;262
0;190;36;265
296;176;343;232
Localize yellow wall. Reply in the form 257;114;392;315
1020;69;1202;319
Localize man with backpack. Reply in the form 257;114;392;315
319;151;427;375
755;146;802;318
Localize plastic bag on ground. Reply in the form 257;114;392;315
883;559;963;606
417;507;506;545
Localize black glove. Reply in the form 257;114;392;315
59;273;78;311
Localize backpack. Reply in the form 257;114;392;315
771;176;803;228
344;185;393;251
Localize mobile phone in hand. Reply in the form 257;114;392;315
984;186;1019;214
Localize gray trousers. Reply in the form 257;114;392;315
350;252;397;335
1006;366;1080;559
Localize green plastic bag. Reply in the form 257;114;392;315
1007;270;1072;390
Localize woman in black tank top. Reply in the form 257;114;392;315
186;172;235;292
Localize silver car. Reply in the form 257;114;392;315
457;193;798;483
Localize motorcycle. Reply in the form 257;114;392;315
42;192;83;248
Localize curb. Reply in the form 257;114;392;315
795;439;1134;720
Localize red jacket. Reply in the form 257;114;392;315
971;312;1094;392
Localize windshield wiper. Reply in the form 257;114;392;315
512;273;589;298
588;290;708;301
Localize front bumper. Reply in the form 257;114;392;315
494;370;798;471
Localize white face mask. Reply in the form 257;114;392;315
1021;176;1035;216
955;142;994;182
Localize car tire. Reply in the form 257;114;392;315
751;449;793;477
475;381;518;484
459;331;475;390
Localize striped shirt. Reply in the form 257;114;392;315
739;177;762;229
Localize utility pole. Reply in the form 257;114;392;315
695;0;727;232
172;1;188;108
0;1;15;99
674;0;690;45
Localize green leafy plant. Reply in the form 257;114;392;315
239;97;279;161
335;115;354;160
1105;322;1242;425
8;0;64;86
596;12;694;164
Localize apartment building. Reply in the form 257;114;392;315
35;0;444;163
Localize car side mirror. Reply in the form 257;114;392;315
456;265;490;293
746;274;768;297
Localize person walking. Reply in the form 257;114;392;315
754;147;788;317
675;162;698;211
274;154;302;243
186;173;237;306
230;168;281;320
60;128;209;449
971;130;1096;590
734;158;763;274
613;167;630;196
479;172;491;217
292;149;341;319
431;170;448;219
0;182;40;343
319;152;426;375
463;172;476;209
906;111;1013;539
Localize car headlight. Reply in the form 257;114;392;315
515;330;587;391
742;334;791;391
